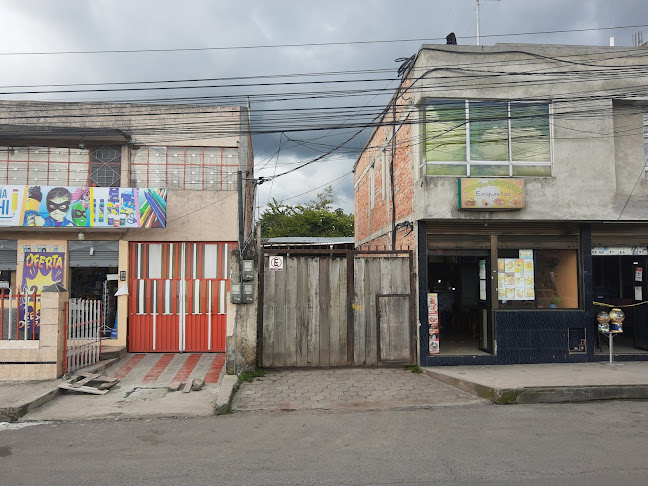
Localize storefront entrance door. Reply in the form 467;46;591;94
478;258;495;354
128;242;232;352
592;253;648;352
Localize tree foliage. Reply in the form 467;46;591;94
260;186;354;238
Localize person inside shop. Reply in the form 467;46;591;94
25;187;74;227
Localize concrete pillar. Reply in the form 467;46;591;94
226;249;258;373
39;289;69;379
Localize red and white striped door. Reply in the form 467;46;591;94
128;242;234;352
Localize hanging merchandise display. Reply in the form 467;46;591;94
428;293;440;355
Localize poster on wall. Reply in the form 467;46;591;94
20;251;65;337
498;257;535;301
428;293;440;355
0;185;167;228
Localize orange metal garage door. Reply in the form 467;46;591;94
128;242;235;352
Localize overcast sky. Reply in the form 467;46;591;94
2;0;648;215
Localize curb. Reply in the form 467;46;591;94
213;375;238;415
0;358;120;422
423;368;648;404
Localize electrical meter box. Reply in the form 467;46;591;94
230;282;242;304
242;260;255;281
242;282;254;303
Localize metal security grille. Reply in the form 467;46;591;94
89;146;121;187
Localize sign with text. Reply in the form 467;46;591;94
20;251;66;336
269;256;284;271
458;178;525;210
592;246;648;256
0;185;167;228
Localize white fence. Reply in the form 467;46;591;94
66;298;102;373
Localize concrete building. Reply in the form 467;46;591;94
0;100;255;379
354;43;648;365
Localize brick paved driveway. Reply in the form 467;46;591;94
232;368;486;412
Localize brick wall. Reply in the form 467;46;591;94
354;78;416;251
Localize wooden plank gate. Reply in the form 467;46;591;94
260;249;415;367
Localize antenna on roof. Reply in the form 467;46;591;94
476;0;501;46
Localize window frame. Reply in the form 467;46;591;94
129;145;239;191
421;99;553;178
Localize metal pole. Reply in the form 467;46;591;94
476;0;481;46
609;332;614;364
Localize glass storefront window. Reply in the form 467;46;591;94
498;249;579;309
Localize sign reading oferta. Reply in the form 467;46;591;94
458;178;525;210
0;185;167;228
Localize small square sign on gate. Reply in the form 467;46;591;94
269;256;284;271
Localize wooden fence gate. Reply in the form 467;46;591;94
260;250;415;367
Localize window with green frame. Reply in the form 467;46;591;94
422;100;551;177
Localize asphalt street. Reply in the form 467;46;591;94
2;400;648;485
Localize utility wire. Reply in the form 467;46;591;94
1;23;647;56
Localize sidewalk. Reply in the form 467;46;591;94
424;361;648;404
1;352;236;421
4;360;648;421
231;368;486;412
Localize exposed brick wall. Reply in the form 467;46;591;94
354;77;416;251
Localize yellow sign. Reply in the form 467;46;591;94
459;178;525;210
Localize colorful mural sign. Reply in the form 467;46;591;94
458;178;525;210
0;185;167;228
20;251;65;337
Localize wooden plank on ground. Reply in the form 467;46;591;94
58;383;109;395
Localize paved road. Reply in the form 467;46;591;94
3;401;648;485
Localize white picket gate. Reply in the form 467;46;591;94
66;298;102;373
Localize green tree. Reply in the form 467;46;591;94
260;186;354;238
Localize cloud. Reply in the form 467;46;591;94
2;0;648;215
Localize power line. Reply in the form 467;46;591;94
2;24;648;56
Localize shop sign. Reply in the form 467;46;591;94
458;178;525;210
0;185;167;229
591;246;648;256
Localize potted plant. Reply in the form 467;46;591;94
550;296;562;308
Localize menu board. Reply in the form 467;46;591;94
428;293;440;355
497;256;535;301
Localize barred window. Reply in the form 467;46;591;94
0;146;90;185
130;146;239;190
